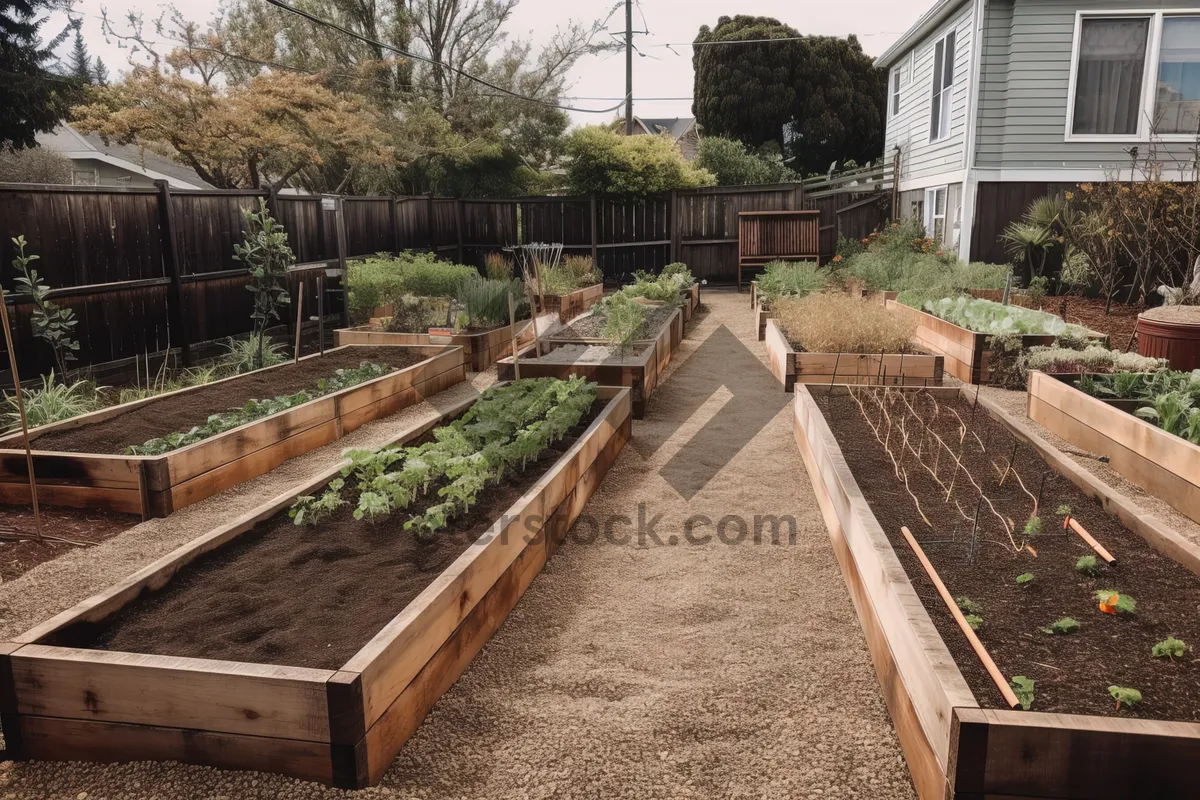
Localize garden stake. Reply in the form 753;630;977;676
1035;474;1046;516
1066;516;1116;563
317;274;325;355
523;283;542;356
900;526;1021;708
999;440;1018;486
0;298;42;540
507;292;521;379
293;281;305;362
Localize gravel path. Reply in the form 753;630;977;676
0;291;915;799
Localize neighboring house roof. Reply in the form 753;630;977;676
875;0;971;68
630;116;697;141
35;125;215;189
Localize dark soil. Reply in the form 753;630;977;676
823;389;1200;721
0;505;138;582
34;348;423;455
557;305;676;340
46;401;604;670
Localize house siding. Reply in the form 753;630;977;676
975;0;1198;171
886;2;975;185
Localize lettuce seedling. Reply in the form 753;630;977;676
1152;637;1188;660
1010;676;1035;710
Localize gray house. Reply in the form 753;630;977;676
35;125;215;189
878;0;1200;263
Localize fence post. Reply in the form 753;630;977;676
426;193;438;256
154;180;192;367
388;195;400;254
669;190;680;264
454;198;465;263
334;196;350;328
589;194;598;265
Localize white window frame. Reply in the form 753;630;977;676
924;186;948;243
929;30;957;144
891;67;902;118
1065;9;1200;143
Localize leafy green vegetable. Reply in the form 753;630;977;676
289;479;346;526
1108;685;1142;710
1016;572;1035;585
1152;637;1188;659
917;295;1089;337
1075;554;1100;576
1041;617;1080;635
1010;676;1035;710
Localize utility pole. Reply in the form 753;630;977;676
625;0;633;134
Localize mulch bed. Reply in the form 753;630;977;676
0;505;139;582
823;388;1200;720
32;347;423;455
47;402;603;670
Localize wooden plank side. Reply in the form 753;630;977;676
0;452;142;489
764;319;795;391
9;646;334;741
12;715;334;784
0;483;143;514
347;391;630;729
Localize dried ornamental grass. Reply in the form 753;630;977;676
774;293;918;354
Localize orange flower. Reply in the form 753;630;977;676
1099;593;1120;615
832;254;843;263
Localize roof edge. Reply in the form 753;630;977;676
875;0;972;68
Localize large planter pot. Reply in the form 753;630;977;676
1137;306;1200;371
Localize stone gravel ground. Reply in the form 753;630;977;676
0;291;915;799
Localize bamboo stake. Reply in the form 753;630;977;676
523;283;542;356
1065;516;1115;563
900;526;1021;709
507;292;521;379
293;282;305;362
0;298;42;540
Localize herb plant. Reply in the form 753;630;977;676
755;260;828;304
602;293;648;353
1010;676;1035;710
2;371;102;429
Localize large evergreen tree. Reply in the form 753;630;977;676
68;24;92;84
1;0;72;149
692;15;887;175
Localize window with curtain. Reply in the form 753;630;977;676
1071;16;1150;136
1156;16;1200;135
929;31;956;141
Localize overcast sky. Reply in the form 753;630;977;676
55;0;927;127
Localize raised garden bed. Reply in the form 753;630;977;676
682;281;701;325
794;383;1200;799
0;383;632;788
497;308;683;419
0;346;465;518
535;282;604;324
336;313;554;372
749;281;770;341
763;318;943;392
886;299;1105;384
1029;370;1200;526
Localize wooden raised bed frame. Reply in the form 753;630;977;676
536;283;604;324
336;313;553;372
793;383;1200;799
763;318;943;392
885;299;1105;384
0;386;632;788
497;308;683;419
0;345;465;519
1029;370;1200;526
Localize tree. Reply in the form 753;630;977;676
91;57;109;86
72;61;392;190
233;201;292;370
694;136;798;186
563;127;715;195
68;24;92;84
1;0;74;149
692;16;887;175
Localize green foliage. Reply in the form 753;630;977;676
0;0;73;150
2;372;103;430
755;260;829;304
484;252;515;281
289;478;346;526
693;136;798;185
290;378;597;538
1028;348;1166;376
1057;504;1072;516
964;614;983;631
1135;389;1200;443
126;362;391;455
692;15;887;174
563;126;715;195
917;296;1089;337
1016;572;1035;585
1095;589;1137;615
233;201;293;370
956;597;982;615
1108;685;1142;710
535;255;602;295
1023;516;1043;537
384;294;445;334
661;262;694;283
1041;617;1081;635
602;293;647;354
347;252;477;323
1075;554;1101;576
1010;676;1036;710
1152;636;1188;659
455;274;527;328
8;235;80;376
220;334;289;374
1026;275;1050;302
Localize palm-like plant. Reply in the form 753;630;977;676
1000;220;1055;279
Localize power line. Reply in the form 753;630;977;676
262;0;629;114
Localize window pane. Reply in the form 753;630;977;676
931;40;945;138
1072;16;1149;135
1156;17;1200;135
939;90;952;139
934;188;947;215
943;31;956;86
892;70;901;114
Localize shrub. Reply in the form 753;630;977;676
756;260;829;304
661;262;694;283
3;372;103;430
456;275;527;328
347;252;477;323
773;293;917;354
564;126;715;195
693;136;797;185
535;255;602;295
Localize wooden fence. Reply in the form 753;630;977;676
0;181;888;377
